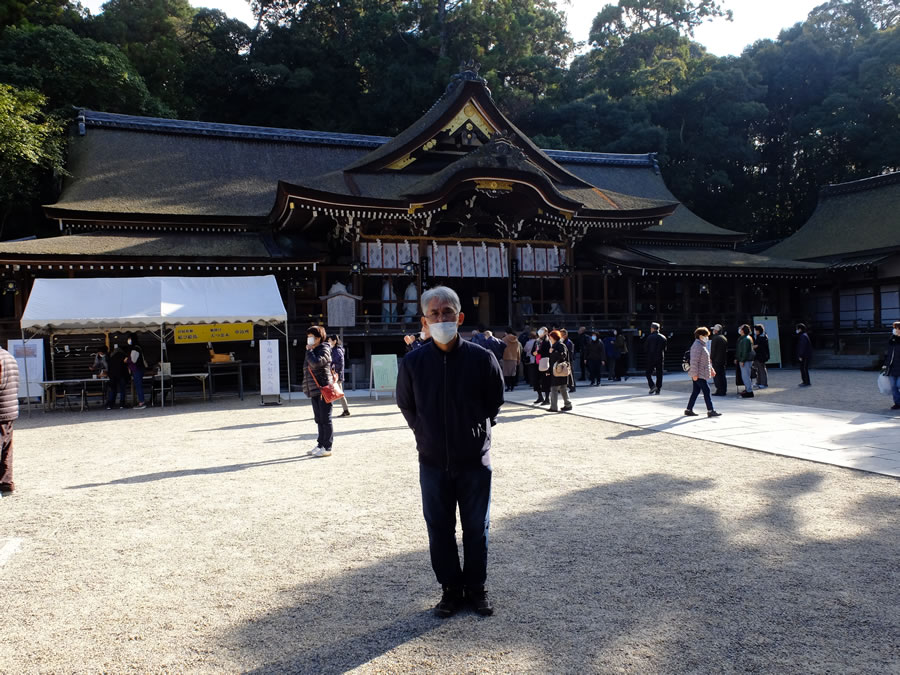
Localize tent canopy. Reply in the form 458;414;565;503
21;275;288;333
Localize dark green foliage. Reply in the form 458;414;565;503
2;0;900;244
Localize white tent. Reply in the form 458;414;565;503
20;275;290;408
22;275;287;331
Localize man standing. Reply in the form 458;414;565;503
645;322;667;394
753;324;770;389
0;344;20;495
796;323;812;386
710;324;728;396
574;326;588;381
397;286;504;618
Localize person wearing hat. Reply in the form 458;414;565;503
710;324;728;396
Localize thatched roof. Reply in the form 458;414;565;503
765;172;900;261
46;108;733;237
0;231;321;261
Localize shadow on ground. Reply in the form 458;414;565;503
224;472;900;673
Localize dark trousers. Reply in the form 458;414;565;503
800;358;811;385
0;421;13;490
588;359;604;384
419;462;492;589
607;356;617;380
615;357;627;380
687;378;713;411
107;376;129;407
578;351;587;380
310;395;333;450
646;361;663;391
712;363;727;394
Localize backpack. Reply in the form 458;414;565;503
681;349;691;372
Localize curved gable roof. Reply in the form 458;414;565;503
765;172;900;260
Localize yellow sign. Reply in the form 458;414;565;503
174;322;253;344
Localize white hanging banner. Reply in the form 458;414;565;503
259;339;280;396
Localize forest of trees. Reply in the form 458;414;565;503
1;0;898;243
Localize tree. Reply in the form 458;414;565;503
0;84;65;239
0;25;169;116
589;0;732;46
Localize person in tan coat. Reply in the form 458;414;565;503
501;328;522;392
685;327;722;418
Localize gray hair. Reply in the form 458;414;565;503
650;322;660;331
420;285;461;315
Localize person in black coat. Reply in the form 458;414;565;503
884;321;900;410
106;344;130;410
303;325;334;457
753;324;770;389
396;285;503;618
547;330;572;412
532;328;552;405
645;322;667;394
709;324;728;396
795;323;812;386
585;331;606;386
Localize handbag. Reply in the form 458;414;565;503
538;355;550;372
877;371;892;396
553;361;571;378
307;365;344;403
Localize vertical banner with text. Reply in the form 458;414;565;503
259;339;280;396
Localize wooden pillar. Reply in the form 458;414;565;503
627;276;636;316
831;283;841;354
873;281;882;329
563;247;573;313
576;272;584;314
602;275;609;317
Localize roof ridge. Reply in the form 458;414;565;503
821;170;900;197
79;110;391;148
78;109;662;169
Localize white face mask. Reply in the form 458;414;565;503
796;329;801;334
538;329;546;337
591;335;597;341
307;337;316;346
700;336;709;343
429;321;459;345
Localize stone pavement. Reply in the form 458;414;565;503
508;372;900;478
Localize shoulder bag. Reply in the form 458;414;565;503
552;347;571;378
307;365;344;403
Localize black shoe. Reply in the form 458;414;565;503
539;399;550;406
891;404;900;410
708;410;722;417
712;392;726;397
741;391;754;398
649;388;655;395
655;388;661;395
798;383;811;387
340;410;351;417
562;404;572;411
684;409;698;416
533;397;544;404
434;585;464;618
467;587;494;616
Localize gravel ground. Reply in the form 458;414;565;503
616;368;899;417
1;391;898;673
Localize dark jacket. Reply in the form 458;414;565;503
331;345;345;382
796;332;812;360
710;333;727;366
0;347;20;423
603;336;618;359
736;334;754;363
397;338;504;471
484;336;506;362
645;332;667;364
754;334;770;363
302;342;333;398
107;347;130;380
884;335;900;377
585;338;605;361
548;341;570;386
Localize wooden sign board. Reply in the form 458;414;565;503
369;354;398;400
174;322;253;344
